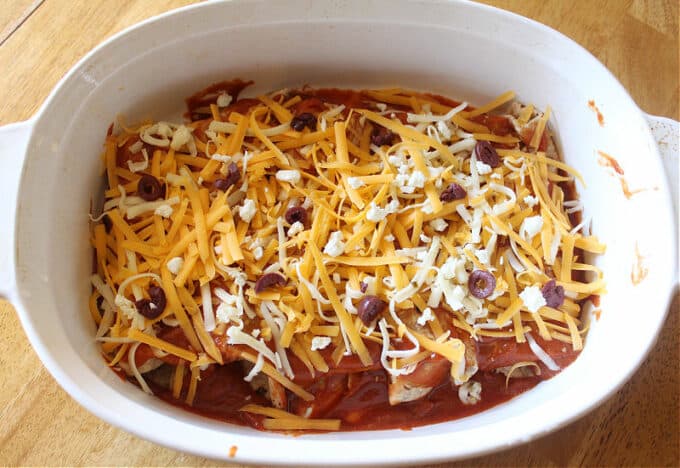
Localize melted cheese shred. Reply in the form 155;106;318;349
90;85;604;426
240;404;341;431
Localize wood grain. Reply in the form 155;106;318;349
0;0;44;47
0;0;677;466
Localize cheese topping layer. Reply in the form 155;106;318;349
90;84;605;431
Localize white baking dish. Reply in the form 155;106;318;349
0;0;677;465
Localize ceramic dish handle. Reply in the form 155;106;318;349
646;114;679;282
0;120;32;301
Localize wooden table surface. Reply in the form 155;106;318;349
0;0;677;466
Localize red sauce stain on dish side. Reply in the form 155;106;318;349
597;150;624;175
619;177;653;199
631;241;648;285
588;100;605;127
228;445;238;458
597;150;648;199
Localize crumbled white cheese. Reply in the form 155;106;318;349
347;177;366;189
407;170;427;189
154;204;173;218
440;257;460;280
238;198;257;222
394;173;414;194
323;231;346;257
420;233;431;244
216;302;242;325
429;218;448;232
388;154;406;168
311;336;332;351
332;273;341;284
366;200;399;222
519;285;547;313
225;267;248;287
115;294;144;330
524;194;539;207
442;282;467;311
170;125;193;152
416;307;435;326
253;246;264;260
475;160;493;175
519;215;543;241
275;169;301;184
216;93;232;107
166;257;184;275
384;233;395;242
474;248;490;265
458;380;482;405
287;221;304;237
375;103;387;112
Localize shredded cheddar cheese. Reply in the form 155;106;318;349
90;83;604;431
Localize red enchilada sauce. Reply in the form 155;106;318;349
144;328;579;431
96;80;599;433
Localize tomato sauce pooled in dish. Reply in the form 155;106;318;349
89;80;605;432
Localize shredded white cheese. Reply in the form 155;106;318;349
526;333;560;371
276;169;301;184
458;381;482;405
201;283;216;332
127;148;149;173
